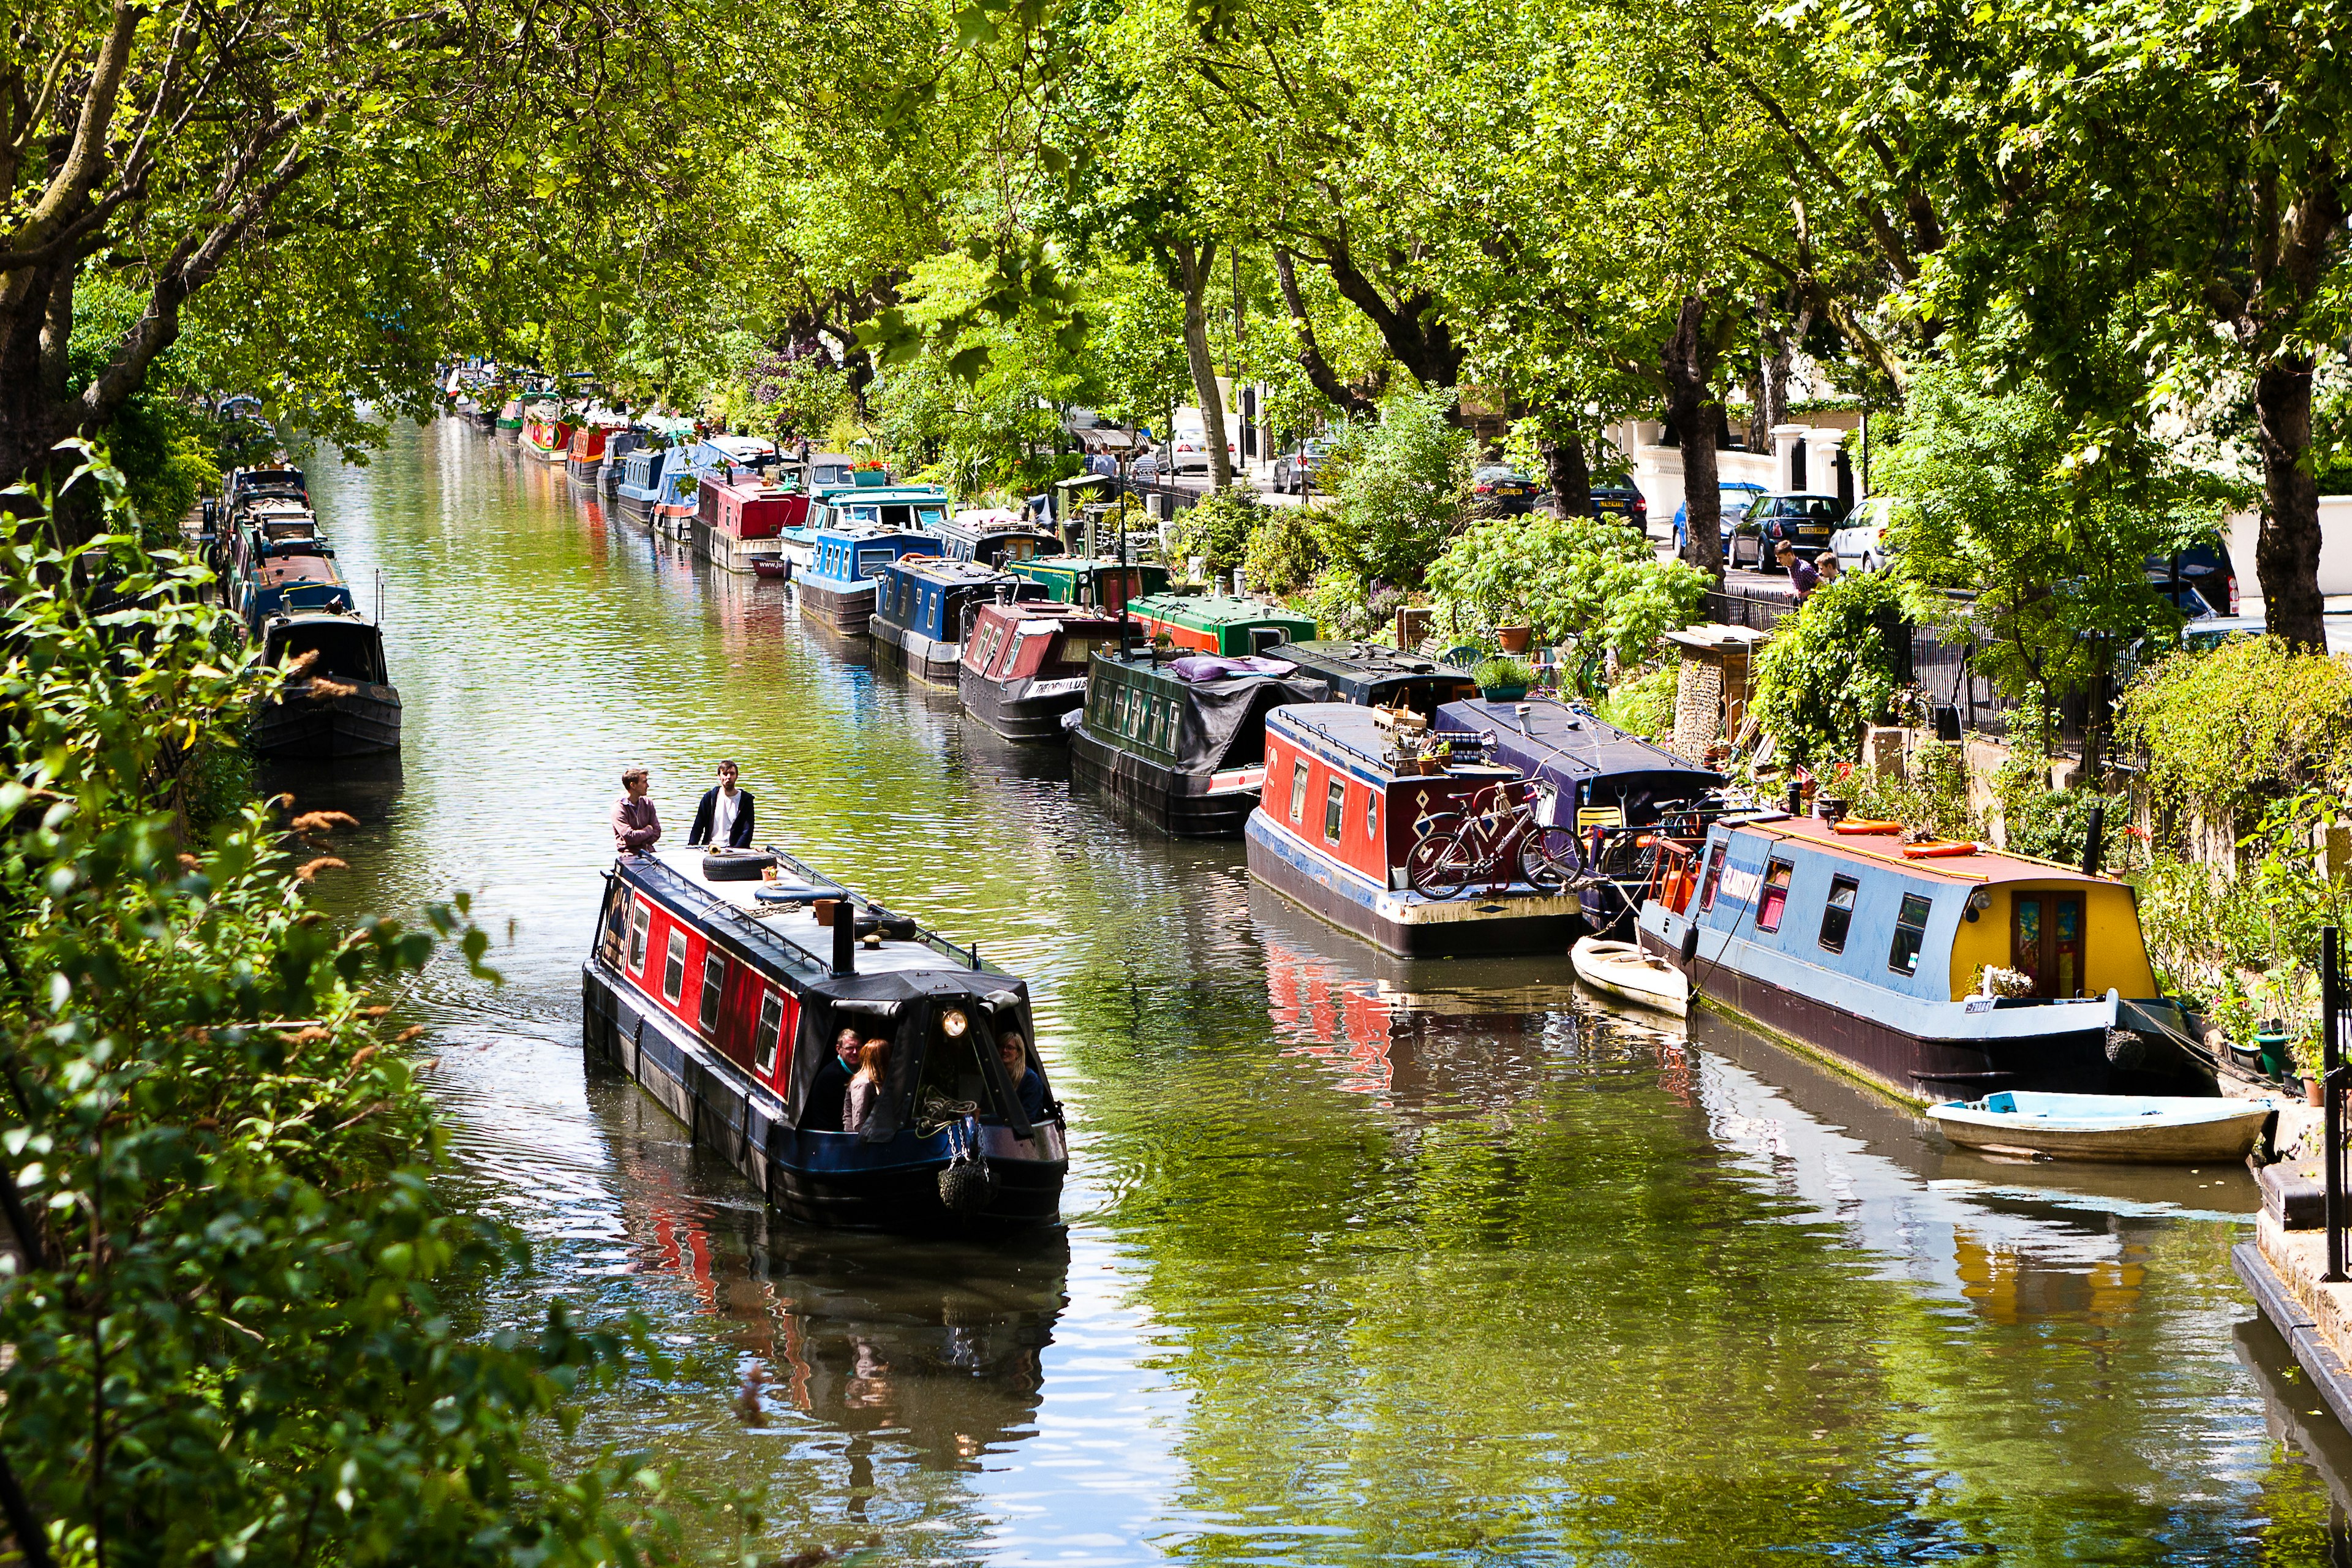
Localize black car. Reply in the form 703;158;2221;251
2146;535;2237;617
1749;492;1846;569
1471;464;1537;516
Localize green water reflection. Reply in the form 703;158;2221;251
282;419;2346;1565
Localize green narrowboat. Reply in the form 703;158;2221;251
1006;556;1169;611
1126;593;1316;657
1069;649;1329;837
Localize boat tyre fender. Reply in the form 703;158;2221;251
1899;840;1979;859
853;914;920;941
2105;1027;2147;1070
938;1118;995;1213
702;849;778;881
1831;818;1904;835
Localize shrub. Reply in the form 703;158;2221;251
1244;504;1329;595
1321;385;1471;585
1300;566;1395;642
1172;483;1262;576
1599;663;1679;739
1472;655;1536;690
2116;634;2352;834
1751;572;1907;765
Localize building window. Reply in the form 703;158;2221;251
699;952;724;1033
753;992;785;1074
1324;778;1346;842
1890;892;1934;976
627;902;650;973
1698;843;1727;910
662;929;688;1003
1755;860;1793;932
1819;876;1859;953
1289;759;1311;823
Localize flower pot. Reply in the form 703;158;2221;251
2309;1076;2327;1108
1481;684;1528;702
1496;624;1534;654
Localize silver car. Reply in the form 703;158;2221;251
1830;496;1897;573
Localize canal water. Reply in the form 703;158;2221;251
283;417;2352;1565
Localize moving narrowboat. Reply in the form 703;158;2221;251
695;472;804;575
581;845;1067;1232
251;605;402;758
1247;703;1588;956
872;559;1046;688
797;525;935;633
1436;696;1724;930
957;601;1125;739
521;405;573;462
1634;813;2211;1104
1006;556;1169;611
925;509;1060;568
1070;649;1329;836
1126;592;1316;656
1278;643;1480;714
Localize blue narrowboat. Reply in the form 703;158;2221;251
1634;813;2209;1104
871;557;1046;687
581;844;1066;1232
612;445;679;525
797;525;939;634
1436;696;1724;930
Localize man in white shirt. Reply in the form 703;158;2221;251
687;760;756;848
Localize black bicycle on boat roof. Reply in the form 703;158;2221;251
1404;778;1588;899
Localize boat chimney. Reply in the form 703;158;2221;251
2081;802;2105;878
1785;780;1802;816
832;902;856;976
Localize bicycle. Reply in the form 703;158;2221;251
1404;780;1588;900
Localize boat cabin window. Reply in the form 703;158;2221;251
1249;627;1289;654
854;547;894;578
1365;788;1379;843
1324;778;1346;842
2012;893;2084;998
918;506;946;527
753;992;785;1076
1889;892;1934;976
1818;875;1860;953
265;622;385;684
699;952;724;1033
627;902;650;974
1754;860;1793;932
601;889;628;967
1289;758;1311;823
662;929;688;1003
1698;843;1727;910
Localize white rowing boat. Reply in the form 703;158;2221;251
1926;1090;2270;1164
1570;937;1689;1017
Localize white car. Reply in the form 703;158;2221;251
1830;496;1898;573
1167;411;1237;475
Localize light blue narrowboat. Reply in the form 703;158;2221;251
797;525;940;635
613;445;679;524
870;557;1046;687
1634;813;2209;1104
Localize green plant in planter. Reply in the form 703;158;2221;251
1472;655;1536;693
1427;515;1706;697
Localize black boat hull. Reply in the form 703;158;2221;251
1069;725;1254;837
960;666;1082;740
873;616;965;688
251;682;402;758
582;962;1065;1232
797;578;876;634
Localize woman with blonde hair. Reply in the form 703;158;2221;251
843;1038;889;1133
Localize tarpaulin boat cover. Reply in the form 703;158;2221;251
1173;666;1330;770
1436;696;1722;824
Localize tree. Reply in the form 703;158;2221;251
1320;385;1471;587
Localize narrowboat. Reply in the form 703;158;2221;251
613;446;678;525
925;508;1060;568
521;406;573;462
221;497;320;581
797;525;937;633
238;549;353;635
1126;592;1316;656
872;559;1047;688
564;421;612;485
250;605;402;758
1278;642;1480;714
1006;556;1169;611
495;397;527;439
1634;813;2212;1104
580;844;1066;1232
957;600;1126;738
817;483;951;533
1246;703;1589;956
1069;649;1329;836
224;463;307;510
694;472;805;575
692;433;780;480
1436;696;1724;930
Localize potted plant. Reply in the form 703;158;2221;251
1496;622;1534;654
1473;655;1535;701
2292;1023;2326;1106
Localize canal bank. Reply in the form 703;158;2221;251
279;416;2352;1563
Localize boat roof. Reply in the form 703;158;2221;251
1130;592;1317;633
698;434;776;461
1438;697;1721;788
885;557;1026;587
813;522;932;546
1011;556;1168;581
258;554;342;586
1724;812;2118;887
1267;703;1510;782
975;600;1122;627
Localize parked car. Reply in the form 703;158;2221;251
1169;409;1237;476
2177;612;2352;654
1672;481;1770;565
1471;464;1537;516
1272;439;1330;496
1586;477;1649;527
2146;535;2237;617
1829;496;1898;573
1749;492;1847;569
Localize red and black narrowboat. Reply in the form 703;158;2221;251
694;473;803;576
1247;703;1591;956
873;559;1046;688
582;845;1067;1232
957;600;1126;738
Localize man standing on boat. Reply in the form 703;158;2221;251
612;767;661;853
687;760;756;848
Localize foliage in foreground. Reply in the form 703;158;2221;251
0;456;686;1568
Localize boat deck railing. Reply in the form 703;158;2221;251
766;847;986;972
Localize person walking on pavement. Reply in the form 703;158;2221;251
612;767;661;853
1777;541;1819;605
688;759;756;848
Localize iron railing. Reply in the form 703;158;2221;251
2326;925;2348;1281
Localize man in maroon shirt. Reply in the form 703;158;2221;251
612;767;661;853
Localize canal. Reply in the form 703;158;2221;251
283;416;2352;1564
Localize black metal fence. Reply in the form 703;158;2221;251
1706;582;2024;740
2326;927;2349;1282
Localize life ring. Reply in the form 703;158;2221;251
1831;818;1904;835
1900;840;1979;859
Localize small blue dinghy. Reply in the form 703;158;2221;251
1926;1090;2271;1164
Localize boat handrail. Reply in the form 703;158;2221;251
764;846;984;970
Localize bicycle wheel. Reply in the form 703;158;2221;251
1518;835;1571;894
1406;832;1476;900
